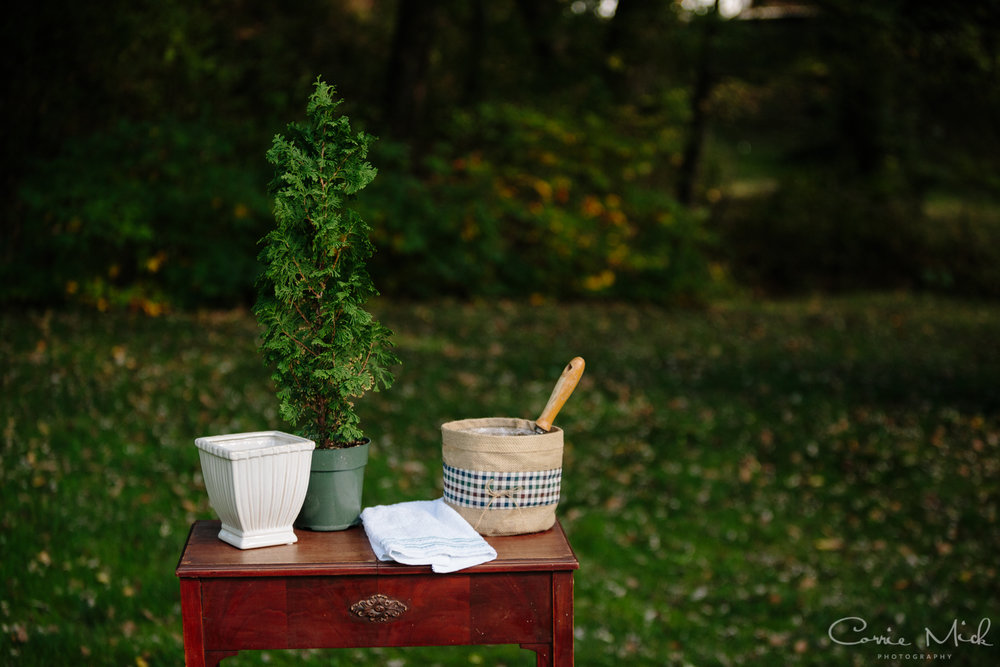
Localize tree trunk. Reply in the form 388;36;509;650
602;0;643;97
461;0;487;106
383;0;441;140
514;0;560;90
677;1;720;206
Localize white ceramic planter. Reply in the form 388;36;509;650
195;431;315;549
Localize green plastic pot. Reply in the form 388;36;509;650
294;439;369;531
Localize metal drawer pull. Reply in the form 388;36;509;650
350;593;409;623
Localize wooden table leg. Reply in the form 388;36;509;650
179;579;206;667
180;578;239;665
552;572;574;666
522;571;575;666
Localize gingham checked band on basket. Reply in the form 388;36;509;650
443;464;562;509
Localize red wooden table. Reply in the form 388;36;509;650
176;519;578;666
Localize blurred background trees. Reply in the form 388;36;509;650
4;0;999;311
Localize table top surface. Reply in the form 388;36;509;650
176;520;579;578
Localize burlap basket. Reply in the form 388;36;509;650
441;417;563;536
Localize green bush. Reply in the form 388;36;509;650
361;102;718;304
9;103;720;309
11;119;271;311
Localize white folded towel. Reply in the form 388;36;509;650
360;498;498;573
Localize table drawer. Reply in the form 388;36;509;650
201;572;553;650
289;575;471;648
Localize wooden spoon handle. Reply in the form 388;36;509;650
535;357;585;433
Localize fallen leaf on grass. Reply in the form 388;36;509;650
814;537;844;551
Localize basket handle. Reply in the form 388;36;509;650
534;357;585;433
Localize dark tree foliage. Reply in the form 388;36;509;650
4;0;999;307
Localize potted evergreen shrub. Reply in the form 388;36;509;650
253;77;399;531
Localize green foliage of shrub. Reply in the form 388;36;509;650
255;79;398;447
361;102;717;304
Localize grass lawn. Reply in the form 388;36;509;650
2;294;998;666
